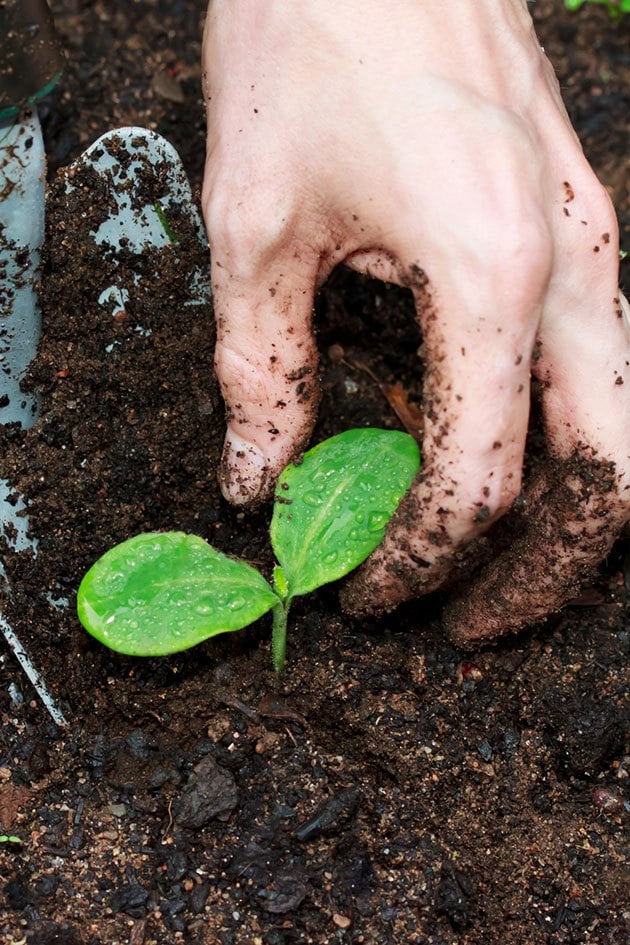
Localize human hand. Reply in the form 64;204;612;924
201;0;629;644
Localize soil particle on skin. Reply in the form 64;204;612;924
0;2;628;944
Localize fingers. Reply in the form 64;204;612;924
342;215;552;616
443;454;625;648
203;183;323;506
535;181;628;477
443;183;629;645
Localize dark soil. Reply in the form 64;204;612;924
1;2;628;944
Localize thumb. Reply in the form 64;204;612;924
210;233;320;506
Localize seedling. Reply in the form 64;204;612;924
78;428;420;671
0;835;22;845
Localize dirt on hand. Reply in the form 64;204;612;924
0;2;628;944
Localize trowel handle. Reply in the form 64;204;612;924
0;0;64;121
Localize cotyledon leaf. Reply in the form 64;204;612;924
77;532;279;656
270;428;420;599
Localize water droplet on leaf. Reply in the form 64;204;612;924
302;491;324;507
367;511;388;532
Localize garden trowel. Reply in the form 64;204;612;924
0;122;209;723
1;0;65;721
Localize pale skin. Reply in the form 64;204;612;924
201;0;629;644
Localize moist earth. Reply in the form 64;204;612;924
0;2;628;944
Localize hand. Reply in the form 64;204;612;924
201;0;629;644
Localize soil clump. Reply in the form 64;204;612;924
0;2;628;944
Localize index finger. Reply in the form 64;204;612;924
208;215;322;505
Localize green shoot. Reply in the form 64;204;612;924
153;202;179;243
78;428;420;671
563;0;629;18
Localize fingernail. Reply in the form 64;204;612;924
219;430;268;505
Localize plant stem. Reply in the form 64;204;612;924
271;600;290;673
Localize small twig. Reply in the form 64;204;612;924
258;693;308;729
164;797;174;837
223;696;260;723
0;612;67;726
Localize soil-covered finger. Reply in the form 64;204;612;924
1;3;629;945
341;238;541;618
443;450;628;646
212;258;321;506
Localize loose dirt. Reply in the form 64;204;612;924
0;2;628;944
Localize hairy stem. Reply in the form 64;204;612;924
272;600;290;673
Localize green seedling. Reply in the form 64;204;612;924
153;202;179;243
563;0;629;18
0;835;22;845
78;428;420;672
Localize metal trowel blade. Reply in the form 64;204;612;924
1;127;209;724
65;126;210;314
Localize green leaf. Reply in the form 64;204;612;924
77;532;278;656
270;428;420;599
563;0;629;16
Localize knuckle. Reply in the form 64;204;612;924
452;181;552;306
558;175;619;271
215;346;268;405
580;179;618;234
203;174;296;279
477;215;552;288
581;192;619;267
